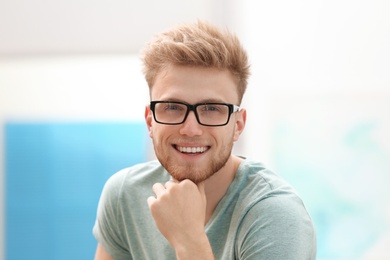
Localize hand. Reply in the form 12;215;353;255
147;180;214;259
147;179;206;245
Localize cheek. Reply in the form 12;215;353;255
214;128;233;144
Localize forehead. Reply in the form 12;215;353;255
150;65;239;104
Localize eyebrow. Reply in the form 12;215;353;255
161;98;228;104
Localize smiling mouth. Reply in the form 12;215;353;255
175;145;209;154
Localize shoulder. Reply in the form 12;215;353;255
234;159;298;202
233;159;317;258
99;160;169;203
235;159;314;227
103;160;168;189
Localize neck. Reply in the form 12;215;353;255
203;155;243;223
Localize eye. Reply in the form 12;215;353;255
200;105;218;112
165;103;185;111
205;105;218;111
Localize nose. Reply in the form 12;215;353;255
179;111;203;136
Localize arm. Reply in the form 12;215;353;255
94;243;114;260
147;180;214;260
93;169;132;259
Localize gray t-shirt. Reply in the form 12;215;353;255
93;159;316;259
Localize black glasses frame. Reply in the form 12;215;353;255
150;101;240;127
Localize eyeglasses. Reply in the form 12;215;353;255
150;101;240;127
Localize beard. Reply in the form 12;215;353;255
153;139;234;184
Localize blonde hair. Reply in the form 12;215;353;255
141;20;250;104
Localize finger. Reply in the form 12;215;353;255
147;196;156;208
170;178;179;183
164;180;177;189
152;183;166;197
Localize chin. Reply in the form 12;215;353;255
166;164;213;184
174;173;211;184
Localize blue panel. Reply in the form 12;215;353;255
5;122;148;260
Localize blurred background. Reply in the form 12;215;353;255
0;0;389;259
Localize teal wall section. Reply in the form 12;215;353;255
5;122;148;260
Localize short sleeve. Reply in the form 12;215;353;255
236;194;317;260
93;169;131;259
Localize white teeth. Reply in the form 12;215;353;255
177;146;208;153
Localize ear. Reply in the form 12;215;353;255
233;108;246;141
145;105;153;138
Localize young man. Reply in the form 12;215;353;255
93;21;316;259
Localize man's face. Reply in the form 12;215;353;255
145;65;246;183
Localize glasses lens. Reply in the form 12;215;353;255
154;102;187;124
196;104;230;125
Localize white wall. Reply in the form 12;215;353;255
0;55;149;121
0;0;215;55
239;0;390;163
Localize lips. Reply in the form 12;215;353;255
175;145;209;154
